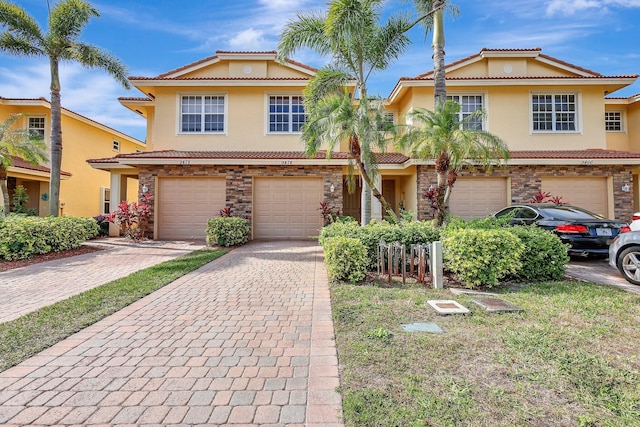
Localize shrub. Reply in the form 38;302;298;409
322;236;368;283
106;194;152;240
206;217;250;247
0;215;100;260
508;226;569;281
93;214;110;237
442;228;524;288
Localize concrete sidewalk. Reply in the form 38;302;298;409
0;238;207;324
0;240;344;426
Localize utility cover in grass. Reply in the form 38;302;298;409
400;322;444;333
472;298;523;313
427;300;470;315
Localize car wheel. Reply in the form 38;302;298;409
617;245;640;285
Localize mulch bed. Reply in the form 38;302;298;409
0;245;104;272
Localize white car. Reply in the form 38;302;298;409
609;231;640;285
631;212;640;231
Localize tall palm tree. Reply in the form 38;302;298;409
398;100;510;226
0;114;48;216
0;0;130;216
278;0;440;225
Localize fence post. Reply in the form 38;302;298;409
431;241;443;289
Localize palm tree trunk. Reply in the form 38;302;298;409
432;0;446;105
350;134;398;223
0;167;9;216
49;57;62;217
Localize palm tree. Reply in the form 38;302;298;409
278;0;440;225
0;114;48;216
0;0;130;216
398;100;509;226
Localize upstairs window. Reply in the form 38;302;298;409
447;95;484;130
28;116;45;139
605;111;623;132
180;95;225;133
532;93;577;132
268;95;305;133
112;140;120;152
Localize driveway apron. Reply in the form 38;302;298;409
0;240;344;426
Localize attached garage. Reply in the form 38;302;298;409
157;177;226;240
449;177;508;219
253;177;323;239
542;177;609;217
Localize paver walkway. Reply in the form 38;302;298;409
0;239;206;324
0;240;344;426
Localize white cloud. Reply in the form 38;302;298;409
546;0;640;15
228;29;270;51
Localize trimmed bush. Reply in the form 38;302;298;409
443;228;524;288
508;226;569;281
205;217;250;247
322;236;368;283
0;215;100;261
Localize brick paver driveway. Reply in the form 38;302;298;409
0;240;344;426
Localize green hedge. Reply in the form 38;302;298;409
322;236;368;283
507;226;569;281
205;217;251;247
0;216;100;261
442;228;524;288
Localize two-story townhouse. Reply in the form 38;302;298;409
387;48;640;221
89;48;640;241
0;96;145;217
89;51;411;240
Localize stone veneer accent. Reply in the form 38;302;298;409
137;165;343;238
416;164;634;221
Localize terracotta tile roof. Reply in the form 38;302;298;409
11;156;71;176
400;75;637;82
510;149;640;159
128;77;310;81
118;97;153;102
89;150;410;164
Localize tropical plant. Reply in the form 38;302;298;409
278;0;441;225
397;100;509;225
106;194;152;240
0;0;130;216
0;114;48;216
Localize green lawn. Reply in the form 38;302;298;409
0;249;226;372
332;279;640;427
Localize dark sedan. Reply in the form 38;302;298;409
494;204;630;257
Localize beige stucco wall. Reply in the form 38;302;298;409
628;100;640;152
151;85;308;151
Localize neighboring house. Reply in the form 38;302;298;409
88;49;640;241
388;48;640;221
0;97;145;217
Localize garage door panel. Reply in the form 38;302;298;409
158;178;226;240
254;177;323;239
542;177;608;217
449;178;508;220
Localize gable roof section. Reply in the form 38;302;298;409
0;96;145;147
388;48;638;102
9;156;71;178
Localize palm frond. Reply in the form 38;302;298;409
0;114;48;169
277;11;329;63
0;1;44;44
48;0;98;42
70;43;130;89
0;32;44;56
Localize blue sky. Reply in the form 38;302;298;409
1;0;639;141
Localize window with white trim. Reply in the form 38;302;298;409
112;140;120;152
180;95;225;133
268;95;306;133
605;111;623;132
100;187;111;215
447;95;484;130
28;116;45;138
532;93;577;132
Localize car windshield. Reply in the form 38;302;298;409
538;206;604;220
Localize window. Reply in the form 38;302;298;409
605;111;623;132
100;187;111;215
28;116;45;138
112;140;120;152
532;93;577;132
447;95;484;130
180;95;225;133
378;111;395;131
268;95;305;133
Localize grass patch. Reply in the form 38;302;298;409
0;249;226;372
332;278;640;426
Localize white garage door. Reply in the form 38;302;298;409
157;177;226;240
542;177;608;217
449;178;508;219
254;177;323;239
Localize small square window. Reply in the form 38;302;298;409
112;140;120;152
28;116;45;139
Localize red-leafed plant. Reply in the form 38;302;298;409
220;207;232;217
529;191;564;205
320;201;340;225
106;193;152;240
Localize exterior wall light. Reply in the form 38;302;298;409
330;184;335;193
622;184;630;192
142;184;149;193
